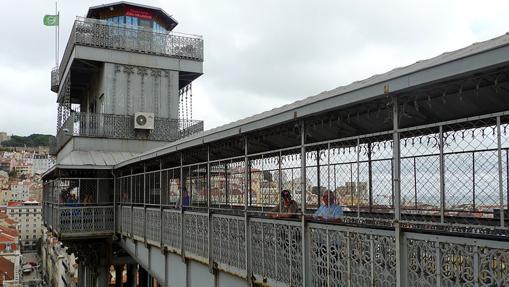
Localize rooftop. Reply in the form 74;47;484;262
86;1;178;31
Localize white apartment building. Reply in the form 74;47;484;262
32;154;54;175
6;202;42;252
9;183;30;202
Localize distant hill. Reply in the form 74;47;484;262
1;134;55;147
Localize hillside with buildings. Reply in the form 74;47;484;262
0;144;54;285
0;133;54;148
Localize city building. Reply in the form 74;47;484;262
0;158;15;173
0;209;21;287
32;154;53;175
0;132;10;144
7;182;30;203
6;201;42;252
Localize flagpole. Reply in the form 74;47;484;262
55;1;58;66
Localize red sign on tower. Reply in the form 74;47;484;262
125;7;153;20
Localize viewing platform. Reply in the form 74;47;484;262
53;112;203;153
56;16;203;87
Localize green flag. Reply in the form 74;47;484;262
43;14;59;26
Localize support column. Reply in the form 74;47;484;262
139;266;149;287
126;264;137;287
96;264;109;287
392;94;407;287
497;116;505;227
79;264;85;287
115;265;123;287
300;120;310;286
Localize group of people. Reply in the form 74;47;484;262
271;189;343;221
61;190;96;206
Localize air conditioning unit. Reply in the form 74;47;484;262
134;112;154;130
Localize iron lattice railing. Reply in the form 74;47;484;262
54;112;204;151
59;17;203;81
111;113;509;233
50;66;59;93
109;205;509;286
44;204;114;236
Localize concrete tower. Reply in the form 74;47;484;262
44;3;204;286
51;1;204;165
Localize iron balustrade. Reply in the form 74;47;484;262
53;112;204;151
50;66;59;93
58;17;204;81
114;205;509;286
111;112;509;233
45;204;114;236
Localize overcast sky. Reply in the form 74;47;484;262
1;0;509;136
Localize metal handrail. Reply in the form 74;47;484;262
54;112;204;152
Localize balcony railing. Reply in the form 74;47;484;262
54;112;204;152
50;66;59;93
59;17;204;80
114;205;509;286
44;204;114;237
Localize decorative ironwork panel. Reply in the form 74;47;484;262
183;212;208;259
59;208;71;233
211;215;246;271
146;208;161;243
82;208;94;232
373;235;397;286
50;66;59;92
122;206;132;235
408;239;438;287
310;225;396;287
132;207;145;238
162;209;181;251
349;232;372;286
55;206;114;234
250;219;302;286
115;205;121;233
440;242;476;286
478;246;509;286
101;207;114;230
407;236;509;287
328;229;349;286
70;208;82;232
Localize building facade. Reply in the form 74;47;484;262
7;202;42;252
40;231;78;287
0;132;10;144
32;154;53;176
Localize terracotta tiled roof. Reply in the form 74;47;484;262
0;226;18;238
0;233;16;242
6;202;22;207
2;218;16;225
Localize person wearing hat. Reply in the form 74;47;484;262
271;189;300;218
313;190;343;221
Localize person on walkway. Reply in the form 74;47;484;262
271;190;300;218
313;191;343;221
